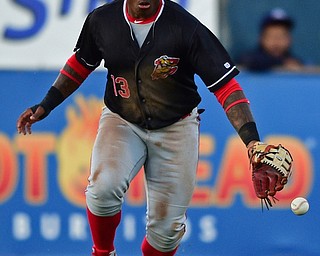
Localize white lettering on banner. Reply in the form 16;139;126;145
0;0;218;69
40;213;61;240
69;213;88;240
12;213;31;240
10;212;219;243
182;216;218;243
123;214;137;241
199;215;218;243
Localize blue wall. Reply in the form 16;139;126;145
0;70;319;255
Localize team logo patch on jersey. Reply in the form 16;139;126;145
151;55;180;80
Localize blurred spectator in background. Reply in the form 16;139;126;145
238;8;304;72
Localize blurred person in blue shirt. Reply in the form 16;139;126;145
238;8;304;72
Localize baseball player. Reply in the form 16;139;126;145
17;0;263;255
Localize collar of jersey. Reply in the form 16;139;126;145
125;0;163;24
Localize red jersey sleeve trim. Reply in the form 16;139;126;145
213;78;243;106
60;69;82;85
224;98;250;113
66;54;92;79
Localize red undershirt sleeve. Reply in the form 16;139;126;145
60;54;93;85
213;78;243;106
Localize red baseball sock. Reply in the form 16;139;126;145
91;246;116;256
87;207;121;255
141;237;178;256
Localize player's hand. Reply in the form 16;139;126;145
16;105;45;135
248;142;293;210
246;140;259;159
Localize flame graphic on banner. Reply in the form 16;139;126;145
57;95;103;207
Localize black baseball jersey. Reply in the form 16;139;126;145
74;0;239;129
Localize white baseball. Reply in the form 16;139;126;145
291;197;309;215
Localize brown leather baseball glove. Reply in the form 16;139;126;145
248;142;293;210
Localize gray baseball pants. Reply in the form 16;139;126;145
86;107;200;252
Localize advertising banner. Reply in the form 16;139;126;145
0;0;218;70
0;71;319;255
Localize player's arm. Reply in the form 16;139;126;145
16;54;93;135
214;78;293;209
213;78;260;149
